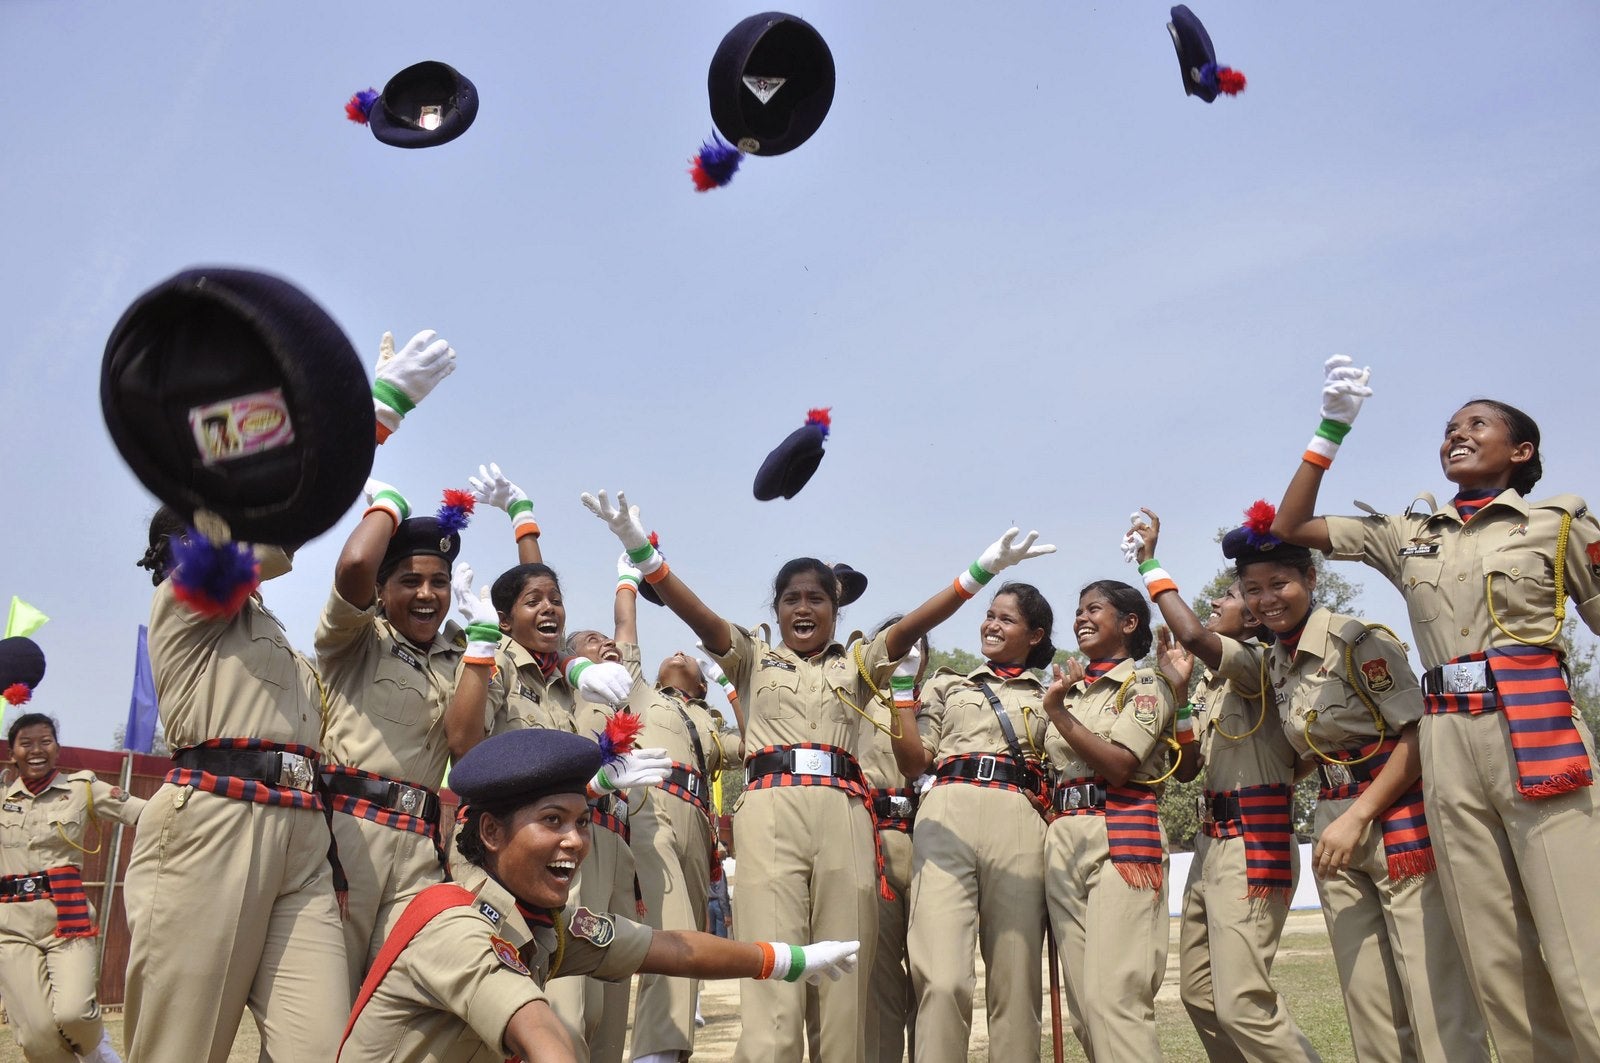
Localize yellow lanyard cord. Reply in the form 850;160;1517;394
549;911;570;979
1487;511;1570;647
1302;623;1404;765
1105;673;1182;786
841;643;901;740
1211;653;1269;742
55;782;102;855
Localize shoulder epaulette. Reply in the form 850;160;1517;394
1530;493;1588;519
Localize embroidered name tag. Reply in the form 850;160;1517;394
759;657;797;673
478;901;502;927
1399;543;1441;557
391;644;423;671
2;803;21;814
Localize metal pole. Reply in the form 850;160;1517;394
96;753;134;970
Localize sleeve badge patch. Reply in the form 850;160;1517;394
489;935;530;976
1132;693;1159;724
568;906;617;947
1360;658;1395;693
1587;542;1600;578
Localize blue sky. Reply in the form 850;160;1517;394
4;1;1598;749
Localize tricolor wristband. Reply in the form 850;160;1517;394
755;942;807;982
626;541;665;577
564;655;592;688
507;498;540;541
464;621;501;665
890;675;919;710
371;383;414;442
1303;417;1352;470
1137;558;1177;599
364;490;411;532
953;560;996;600
616;574;641;596
716;675;739;704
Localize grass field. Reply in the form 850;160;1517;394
0;912;1355;1062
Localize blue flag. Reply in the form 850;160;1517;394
123;625;158;754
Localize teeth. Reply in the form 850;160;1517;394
549;860;576;871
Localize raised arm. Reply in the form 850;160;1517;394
335;478;411;610
581;491;731;653
887;646;931;778
1272;355;1372;552
446;561;502;760
883;528;1057;661
469;462;543;566
614;554;641;647
1127;508;1225;670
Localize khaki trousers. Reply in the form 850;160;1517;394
550;822;637;1063
123;785;349;1063
731;785;878;1063
1311;797;1487;1063
628;792;712;1061
330;812;446;998
1178;831;1319;1063
907;784;1044;1063
0;915;104;1063
867;826;915;1063
1420;710;1600;1061
1044;813;1167;1062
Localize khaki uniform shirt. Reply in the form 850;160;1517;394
619;644;729;779
1042;660;1176;783
0;771;145;877
1198;641;1301;791
1325;491;1600;669
709;623;895;757
338;861;653;1063
316;588;465;787
917;665;1049;765
1220;609;1422;762
460;638;579;739
148;582;323;750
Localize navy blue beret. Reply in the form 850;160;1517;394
754;408;831;501
100;267;373;546
452;730;601;809
1221;526;1312;571
709;12;835;156
0;638;45;696
833;563;867;606
380;516;462;575
1167;6;1247;103
367;61;479;149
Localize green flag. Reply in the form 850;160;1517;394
4;597;47;639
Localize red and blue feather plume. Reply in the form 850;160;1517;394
436;489;476;534
170;528;260;619
805;407;832;440
689;134;743;192
1198;62;1247;96
3;684;32;706
596;711;644;766
1242;499;1280;549
345;88;380;125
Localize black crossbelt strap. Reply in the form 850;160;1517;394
976;679;1028;762
663;691;708;774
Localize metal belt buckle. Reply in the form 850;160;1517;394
20;877;37;895
975;755;998;782
1322;762;1353;789
887;795;913;819
280;752;315;791
686;774;703;797
1067;786;1085;810
791;748;832;776
395;785;424;815
1442;660;1490;694
1196;794;1211;823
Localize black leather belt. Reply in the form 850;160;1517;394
933;755;1041;792
746;748;863;785
0;873;49;899
173;747;318;791
1052;781;1106;813
319;770;440;824
665;766;706;800
871;791;918;821
1200;792;1241;823
1318;757;1380;790
1421;659;1495;695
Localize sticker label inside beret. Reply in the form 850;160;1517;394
742;75;787;104
188;389;295;465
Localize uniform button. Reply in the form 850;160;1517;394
1458;574;1467;582
1511;567;1520;576
1461;627;1470;636
1464;529;1474;537
1408;578;1417;587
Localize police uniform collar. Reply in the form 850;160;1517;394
452;860;545;951
969;663;1039;686
6;772;67;799
1076;657;1136;692
1427;488;1529;524
503;639;569;690
1275;607;1335;664
773;640;844;665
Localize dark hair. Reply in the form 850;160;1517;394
456;806;506;866
992;582;1057;670
1078;579;1153;660
137;506;187;586
1465;398;1543;495
7;713;57;747
770;558;840;613
1236;553;1316;583
490;563;562;616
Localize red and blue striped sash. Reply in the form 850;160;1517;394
1058;775;1163;890
165;738;324;811
1318;738;1434;879
322;764;437;839
0;867;95;937
1205;783;1294;902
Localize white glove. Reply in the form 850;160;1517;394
978;527;1056;574
468;463;537;538
590;748;673;795
565;658;634;707
372;330;456;437
890;640;922;708
363;477;411;526
1120;511;1148;565
1319;354;1372;426
454;562;501;660
696;647;740;704
760;940;861;984
617;552;643;595
581;490;652;553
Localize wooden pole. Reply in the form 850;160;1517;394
1047;922;1065;1063
96;753;134;970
